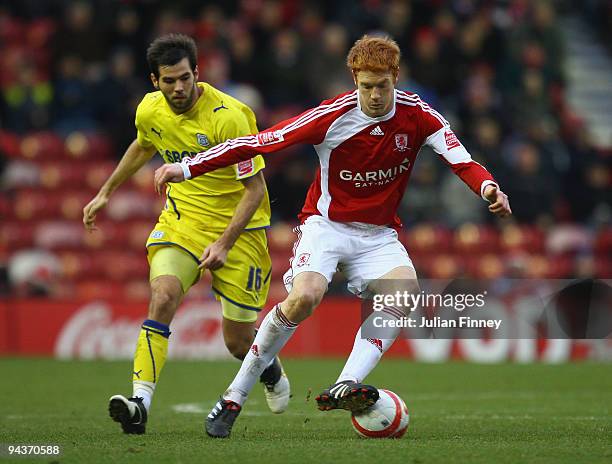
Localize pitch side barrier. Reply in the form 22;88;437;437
1;278;610;362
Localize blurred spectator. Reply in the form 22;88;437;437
52;1;109;71
305;23;353;101
260;29;307;105
1;58;52;132
93;49;146;151
501;142;557;225
109;6;149;73
52;55;96;134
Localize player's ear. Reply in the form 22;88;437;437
352;71;358;87
193;65;199;81
150;73;159;89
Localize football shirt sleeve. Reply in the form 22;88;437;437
182;104;331;180
215;105;265;181
135;100;154;148
420;105;498;200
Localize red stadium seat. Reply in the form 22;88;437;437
401;224;453;254
34;221;84;250
424;253;462;279
60;191;96;220
127;221;155;250
128;163;158;193
124;279;151;301
12;190;63;220
1;222;36;249
500;224;545;253
64;132;114;160
85;162;117;190
0;130;21;158
106;190;158;221
58;250;102;281
97;251;149;281
473;254;506;279
39;161;97;190
452;223;500;254
19;131;65;160
75;280;127;300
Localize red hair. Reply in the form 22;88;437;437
346;35;401;76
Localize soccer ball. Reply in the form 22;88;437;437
351;389;409;438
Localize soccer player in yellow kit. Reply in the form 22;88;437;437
82;34;290;434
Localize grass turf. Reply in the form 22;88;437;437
0;359;610;463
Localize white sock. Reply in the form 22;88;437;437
336;307;402;383
224;304;297;405
133;381;155;412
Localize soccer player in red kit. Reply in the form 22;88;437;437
155;35;512;438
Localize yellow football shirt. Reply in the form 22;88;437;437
135;82;270;230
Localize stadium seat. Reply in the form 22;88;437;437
75;280;128;300
0;130;21;158
500;224;545;253
34;220;85;250
64;132;114;160
60;191;96;220
452;223;500;253
127;221;154;250
19;131;65;160
12;190;63;220
474;254;506;279
58;250;102;280
401;224;453;253
85;162;117;190
1;222;36;249
106;190;158;221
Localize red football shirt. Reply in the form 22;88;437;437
182;89;498;229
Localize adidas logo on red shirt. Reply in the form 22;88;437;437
370;125;384;136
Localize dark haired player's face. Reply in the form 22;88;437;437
355;70;397;118
151;57;199;113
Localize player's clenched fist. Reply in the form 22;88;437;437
154;163;185;194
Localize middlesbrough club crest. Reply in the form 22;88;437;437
296;253;311;267
394;134;409;151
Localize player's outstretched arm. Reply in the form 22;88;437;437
83;139;156;230
175;100;336;183
483;185;512;217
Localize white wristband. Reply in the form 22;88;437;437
480;180;498;201
180;162;192;180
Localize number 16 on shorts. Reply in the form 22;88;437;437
246;266;262;291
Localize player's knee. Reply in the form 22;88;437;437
149;278;182;322
284;289;323;320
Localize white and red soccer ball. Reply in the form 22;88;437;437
351;389;409;438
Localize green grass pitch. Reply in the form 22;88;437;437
0;359;610;463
